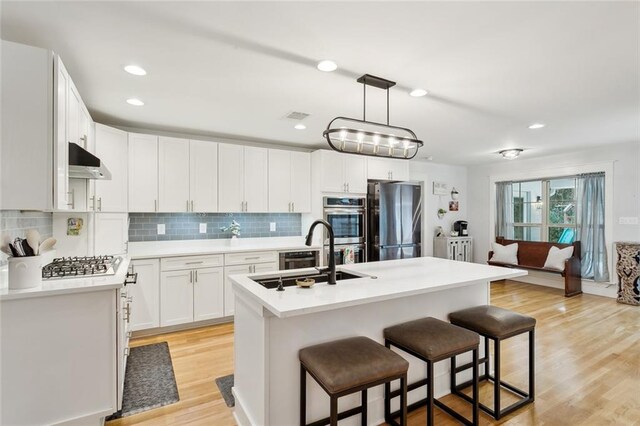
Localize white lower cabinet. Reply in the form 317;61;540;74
160;258;225;327
129;259;160;331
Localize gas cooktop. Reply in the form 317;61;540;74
42;256;122;280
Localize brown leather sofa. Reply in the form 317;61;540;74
488;236;582;297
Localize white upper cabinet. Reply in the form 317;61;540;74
219;144;268;212
268;150;311;212
93;213;129;255
244;147;269;212
314;150;367;194
93;124;128;212
158;136;190;212
218;143;245;212
189;140;218;213
367;157;410;181
128;133;158;212
54;56;71;211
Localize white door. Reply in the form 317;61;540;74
160;270;193;327
244;147;268;212
218;144;244;212
128;133;158;212
94;124;128;212
189;140;218;212
268;150;291;212
344;155;367;193
158;136;190;212
78;107;91;150
54;57;70;210
94;213;128;255
319;151;345;193
193;267;224;321
290;151;311;212
223;264;252;317
389;159;410;181
367;157;391;180
67;83;81;146
129;259;160;331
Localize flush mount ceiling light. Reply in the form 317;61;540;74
124;65;147;76
409;88;428;97
499;148;523;159
317;60;337;72
323;74;424;160
528;123;545;129
294;123;307;130
126;98;144;106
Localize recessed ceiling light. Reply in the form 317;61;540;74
409;88;428;97
124;65;147;76
499;149;523;159
126;98;144;106
528;123;545;129
294;123;306;130
317;60;337;72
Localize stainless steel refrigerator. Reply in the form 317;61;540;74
367;181;422;261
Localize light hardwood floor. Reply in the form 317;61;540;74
107;281;640;425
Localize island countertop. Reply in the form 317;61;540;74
230;256;527;318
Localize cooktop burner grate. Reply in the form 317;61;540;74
42;255;121;280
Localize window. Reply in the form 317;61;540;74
508;177;577;243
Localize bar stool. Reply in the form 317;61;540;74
299;336;409;426
383;317;480;426
449;305;536;420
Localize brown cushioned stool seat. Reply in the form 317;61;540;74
449;305;536;339
383;317;480;426
299;336;408;426
449;305;536;420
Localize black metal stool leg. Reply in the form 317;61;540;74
472;349;479;425
483;336;490;379
300;364;306;426
427;360;434;426
494;338;501;419
330;396;338;426
361;388;367;426
384;340;391;423
400;375;408;426
529;329;535;401
450;355;456;393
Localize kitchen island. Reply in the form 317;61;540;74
230;256;527;426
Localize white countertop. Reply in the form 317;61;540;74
231;256;528;318
0;257;131;301
128;236;322;259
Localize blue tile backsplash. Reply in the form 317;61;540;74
129;213;302;242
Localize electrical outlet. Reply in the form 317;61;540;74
199;223;207;233
270;222;276;232
157;224;165;235
619;217;639;225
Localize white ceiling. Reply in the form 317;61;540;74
2;1;638;165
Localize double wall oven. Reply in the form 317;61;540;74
323;196;366;265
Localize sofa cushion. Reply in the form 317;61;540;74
490;242;518;264
543;245;574;271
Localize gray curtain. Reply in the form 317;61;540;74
577;172;609;281
495;181;514;239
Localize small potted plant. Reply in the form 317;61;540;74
220;220;241;245
437;208;447;219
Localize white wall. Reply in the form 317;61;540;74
466;141;640;269
410;161;468;256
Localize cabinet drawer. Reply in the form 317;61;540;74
161;254;224;271
224;251;277;266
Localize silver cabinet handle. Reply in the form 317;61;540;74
195;270;198;283
191;200;194;212
154;199;157;212
124;347;130;357
189;270;193;283
292;202;294;212
185;261;204;265
245;256;260;260
67;190;74;208
127;331;132;338
390;171;393;179
245;201;248;212
90;196;95;211
98;197;102;211
187;200;190;212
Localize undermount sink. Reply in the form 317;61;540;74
253;270;365;289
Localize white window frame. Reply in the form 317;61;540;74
489;161;614;283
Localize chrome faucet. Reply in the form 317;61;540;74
305;219;337;285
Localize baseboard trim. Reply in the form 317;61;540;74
509;271;617;299
131;316;234;338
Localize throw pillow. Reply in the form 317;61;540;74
543;246;574;271
490;242;519;264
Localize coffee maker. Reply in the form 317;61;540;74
453;221;468;236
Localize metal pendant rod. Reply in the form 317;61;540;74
363;83;366;121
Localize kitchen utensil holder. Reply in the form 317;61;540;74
8;256;43;290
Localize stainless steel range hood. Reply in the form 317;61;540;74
68;143;112;180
